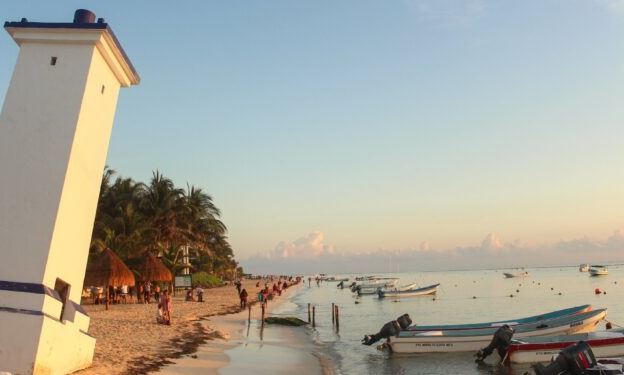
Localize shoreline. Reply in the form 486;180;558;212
157;282;333;375
76;279;299;375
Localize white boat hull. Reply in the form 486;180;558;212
504;272;529;278
590;270;609;276
380;284;438;298
509;331;624;363
388;310;606;354
510;342;624;364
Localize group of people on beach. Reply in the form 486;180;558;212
184;285;205;302
89;281;168;305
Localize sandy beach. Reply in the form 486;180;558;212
158;281;331;375
77;279;296;375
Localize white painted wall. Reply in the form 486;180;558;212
0;25;138;375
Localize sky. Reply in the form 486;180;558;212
1;1;624;273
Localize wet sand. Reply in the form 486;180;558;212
157;284;332;375
77;279;294;375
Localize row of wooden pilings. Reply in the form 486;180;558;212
308;302;340;331
245;299;340;331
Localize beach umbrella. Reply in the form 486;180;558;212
135;253;173;282
84;248;135;310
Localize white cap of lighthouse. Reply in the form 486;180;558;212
0;10;139;374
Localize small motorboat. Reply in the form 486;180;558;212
505;329;624;364
405;304;592;332
322;276;349;282
367;309;607;354
353;278;399;295
580;264;590;272
476;330;624;374
378;283;439;298
532;341;624;375
503;271;530;278
590;265;609;276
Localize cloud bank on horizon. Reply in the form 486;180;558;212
240;230;624;275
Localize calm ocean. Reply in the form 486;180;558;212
281;265;624;374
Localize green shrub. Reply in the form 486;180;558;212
192;272;223;288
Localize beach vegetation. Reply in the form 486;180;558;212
89;168;241;281
191;271;223;287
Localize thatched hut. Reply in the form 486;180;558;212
84;248;135;310
135;253;173;283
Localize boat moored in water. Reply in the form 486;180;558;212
505;329;624;364
405;304;592;332
378;283;439;298
386;308;606;354
503;271;530;278
589;265;609;276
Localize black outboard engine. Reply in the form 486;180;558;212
362;314;412;346
533;341;597;375
474;325;514;362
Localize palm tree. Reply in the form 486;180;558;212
90;168;240;280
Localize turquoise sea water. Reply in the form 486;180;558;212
283;265;624;374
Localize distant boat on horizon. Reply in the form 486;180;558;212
503;271;529;278
579;263;590;272
589;265;608;276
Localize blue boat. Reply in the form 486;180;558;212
406;304;592;331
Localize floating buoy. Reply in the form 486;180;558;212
595;288;601;295
604;291;607;295
538;282;541;285
516;289;520;293
509;294;514;298
550;287;554;290
472;296;477;299
607;322;613;330
558;292;562;295
432;298;436;301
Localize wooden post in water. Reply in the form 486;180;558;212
308;303;311;323
335;305;340;331
312;305;316;328
331;302;335;325
248;304;251;323
261;303;266;327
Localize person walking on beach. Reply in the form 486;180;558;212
240;288;248;309
144;281;152;304
235;280;242;295
160;289;172;325
195;285;204;302
154;284;161;303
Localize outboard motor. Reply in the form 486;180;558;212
533;341;597;375
337;281;344;289
362;314;412;346
474;325;514;362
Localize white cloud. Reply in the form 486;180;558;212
271;231;334;259
240;230;624;275
599;0;624;12
481;232;503;251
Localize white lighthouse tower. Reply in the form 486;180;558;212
0;10;139;374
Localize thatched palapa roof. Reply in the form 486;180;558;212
135;253;173;282
84;248;136;287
